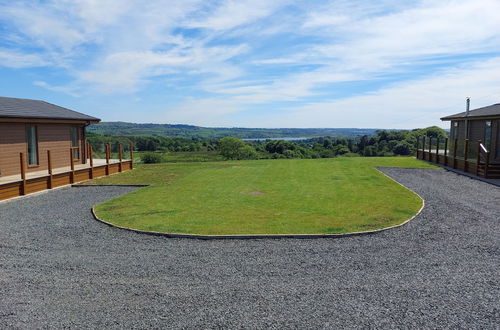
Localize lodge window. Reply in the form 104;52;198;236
71;127;80;160
26;125;39;166
452;121;459;139
484;121;492;150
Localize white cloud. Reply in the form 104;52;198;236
33;81;81;97
251;57;500;129
2;0;500;127
188;0;284;30
0;50;47;68
305;0;500;71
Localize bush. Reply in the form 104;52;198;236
141;152;163;163
340;152;361;157
393;141;412;155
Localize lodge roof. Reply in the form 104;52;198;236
0;96;100;122
441;103;500;120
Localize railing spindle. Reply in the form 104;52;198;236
436;137;440;163
47;150;53;189
69;148;75;184
130;143;134;169
105;143;110;175
20;152;26;195
118;143;123;172
464;139;469;172
476;140;482;176
444;138;448;166
89;145;94;179
453;139;458;169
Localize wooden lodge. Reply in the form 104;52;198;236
416;102;500;179
0;96;133;201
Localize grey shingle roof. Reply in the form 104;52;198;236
0;96;100;122
441;103;500;120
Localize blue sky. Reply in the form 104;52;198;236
1;0;500;128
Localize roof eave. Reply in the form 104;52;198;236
441;114;500;121
0;115;101;123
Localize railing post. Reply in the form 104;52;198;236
20;152;26;195
89;144;94;179
130;143;134;169
453;139;458;169
436;137;440;163
422;136;426;160
118;143;123;172
105;143;110;176
415;137;419;158
476;140;482;176
444;138;448;166
464;139;469;172
428;137;433;161
69;148;75;184
485;152;490;178
47;150;53;189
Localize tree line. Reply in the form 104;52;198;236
87;126;447;162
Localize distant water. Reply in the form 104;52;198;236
242;137;310;141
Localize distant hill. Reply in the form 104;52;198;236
88;122;380;139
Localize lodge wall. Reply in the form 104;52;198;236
0;123;85;177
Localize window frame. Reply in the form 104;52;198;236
25;124;40;168
70;126;81;161
484;120;492;150
452;121;459;139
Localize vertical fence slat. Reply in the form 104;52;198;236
485;151;490;178
105;143;110;176
130;143;134;169
422;136;426;160
436;137;440;163
47;150;53;189
453;139;458;169
20;152;26;195
118;143;123;172
89;144;94;179
475;140;481;176
69;148;75;184
444;138;448;166
428;137;433;161
464;139;469;172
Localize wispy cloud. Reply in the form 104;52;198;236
1;0;500;127
0;49;47;68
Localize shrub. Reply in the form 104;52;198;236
141;152;163;163
393;141;412;155
340;152;361;157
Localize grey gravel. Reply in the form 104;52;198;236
0;168;499;329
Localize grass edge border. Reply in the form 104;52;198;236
89;167;425;239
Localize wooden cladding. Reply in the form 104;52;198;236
0;122;85;177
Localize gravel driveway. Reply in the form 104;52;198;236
0;168;499;329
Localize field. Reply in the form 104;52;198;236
90;157;437;235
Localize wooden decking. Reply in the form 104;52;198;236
417;136;500;179
0;158;133;201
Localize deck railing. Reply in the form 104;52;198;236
5;143;135;198
416;136;493;178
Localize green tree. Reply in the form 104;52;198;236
219;137;257;160
393;141;412;155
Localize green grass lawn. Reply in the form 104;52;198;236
91;157;437;235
